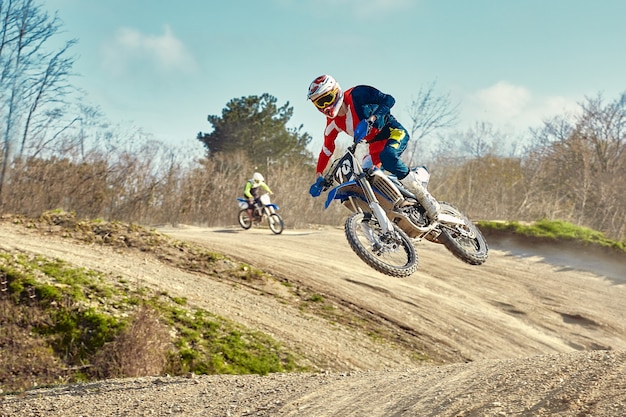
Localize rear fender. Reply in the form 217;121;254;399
438;212;466;226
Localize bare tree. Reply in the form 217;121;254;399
459;121;502;158
0;0;76;207
525;92;626;238
19;40;77;158
404;81;460;166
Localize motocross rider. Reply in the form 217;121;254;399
306;74;440;221
244;172;273;220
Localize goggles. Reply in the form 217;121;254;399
312;89;338;109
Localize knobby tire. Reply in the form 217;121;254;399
438;202;488;265
268;213;284;234
238;209;252;230
344;212;418;277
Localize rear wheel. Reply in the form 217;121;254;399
268;213;284;234
344;212;418;277
438;202;488;265
238;209;252;230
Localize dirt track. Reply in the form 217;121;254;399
164;225;626;362
1;223;625;416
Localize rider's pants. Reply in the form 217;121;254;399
375;123;411;180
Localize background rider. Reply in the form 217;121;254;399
244;172;273;220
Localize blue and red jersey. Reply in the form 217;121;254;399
315;85;401;175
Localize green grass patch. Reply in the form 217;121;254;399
0;250;305;393
308;294;324;303
477;219;626;253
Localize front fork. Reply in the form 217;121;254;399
360;212;377;239
356;175;395;234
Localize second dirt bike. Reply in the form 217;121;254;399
237;193;284;235
311;135;488;278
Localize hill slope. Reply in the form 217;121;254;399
1;223;625;416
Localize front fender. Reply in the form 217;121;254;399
324;181;366;209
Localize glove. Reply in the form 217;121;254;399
354;119;372;143
309;176;326;197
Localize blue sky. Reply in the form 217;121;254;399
42;0;626;154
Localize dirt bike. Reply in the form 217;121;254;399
237;193;284;235
312;132;488;278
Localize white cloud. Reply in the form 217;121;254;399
102;25;197;75
475;81;531;120
466;81;580;132
541;96;581;119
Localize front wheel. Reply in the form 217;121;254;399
238;209;252;230
438;202;488;265
344;212;418;277
268;213;284;234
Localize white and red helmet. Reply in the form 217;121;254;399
307;74;344;118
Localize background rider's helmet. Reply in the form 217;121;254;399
252;172;264;185
307;75;344;118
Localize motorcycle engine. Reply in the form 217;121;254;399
395;203;427;227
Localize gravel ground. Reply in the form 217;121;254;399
2;351;625;416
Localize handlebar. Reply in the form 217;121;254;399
353;119;372;144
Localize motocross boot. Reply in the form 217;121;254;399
400;171;440;221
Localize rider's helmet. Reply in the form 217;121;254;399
307;75;344;118
252;172;264;185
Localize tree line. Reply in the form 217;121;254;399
1;0;624;241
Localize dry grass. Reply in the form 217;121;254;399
0;300;68;392
91;306;172;379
